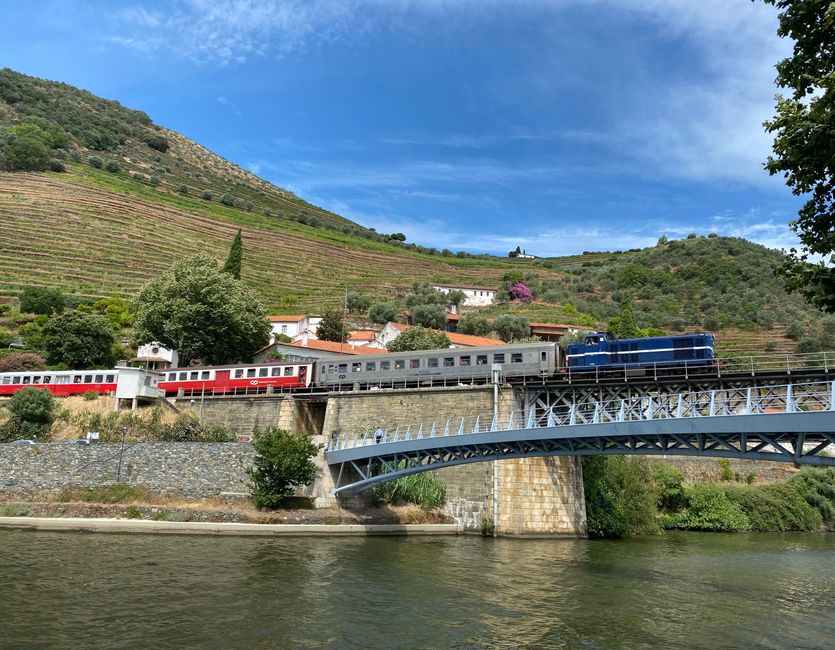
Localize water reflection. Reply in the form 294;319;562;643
0;531;832;649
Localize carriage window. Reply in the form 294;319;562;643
12;376;21;384
338;364;348;374
74;376;82;384
459;356;471;366
352;363;362;372
493;354;505;364
84;375;93;383
395;360;405;370
380;361;391;371
259;368;269;377
427;358;438;368
476;355;487;365
168;373;176;381
190;371;199;381
95;375;103;383
201;371;210;380
409;359;420;369
234;369;244;379
1;376;9;384
42;375;51;384
57;375;70;384
179;372;188;381
443;357;454;367
284;367;293;376
246;369;256;378
106;374;115;383
541;352;547;361
511;353;523;363
366;362;376;371
32;376;41;384
271;367;281;377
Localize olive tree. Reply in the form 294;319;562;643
387;327;450;352
492;314;530;342
134;254;271;365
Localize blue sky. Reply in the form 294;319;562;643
1;1;800;256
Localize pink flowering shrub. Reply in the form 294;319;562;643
509;283;532;303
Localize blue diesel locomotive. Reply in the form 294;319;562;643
565;332;715;372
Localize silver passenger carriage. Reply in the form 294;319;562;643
317;342;558;390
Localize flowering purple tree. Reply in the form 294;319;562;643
509;283;532;303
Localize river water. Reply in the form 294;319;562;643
0;529;833;649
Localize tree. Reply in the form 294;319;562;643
222;230;243;279
404;282;447;307
1;135;49;171
134;254;271;365
409;303;447;329
446;290;466;309
492;314;530;342
316;309;346;342
386;327;450;352
19;287;65;315
389;232;407;242
759;1;835;312
458;313;491;336
582;456;660;538
248;428;319;508
508;283;532;303
610;295;639;338
41;311;116;368
7;387;54;439
368;302;398;324
346;292;371;313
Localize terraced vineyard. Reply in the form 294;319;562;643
0;173;540;311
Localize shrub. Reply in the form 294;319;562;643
662;484;750;532
69;483;147;504
0;503;31;517
0;353;46;372
375;465;447;510
88;156;103;168
387;327;450;352
19;286;64;315
220;194;235;206
201;190;213;200
2;135;49;171
82;390;99;401
722;483;821;532
508;283;532;303
149;175;161;186
653;462;686;512
177;184;188;195
582;456;659;538
125;505;142;519
248;428;319;509
104;160;120;173
155;416;235;442
142;133;169;152
718;459;734;481
49;158;65;172
7;387;53;439
346;292;371;313
789;467;835;528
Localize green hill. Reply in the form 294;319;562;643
0;68;830;354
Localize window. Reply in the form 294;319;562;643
281;325;287;333
352;362;362;373
95;374;103;383
234;369;244;379
1;377;9;385
511;353;523;363
246;369;256;378
57;376;70;384
338;364;347;374
366;362;376;371
443;357;454;367
427;358;438;368
32;376;41;384
493;353;505;364
168;373;176;381
284;367;293;376
395;360;405;370
201;371;210;380
190;371;199;381
380;361;391;371
541;351;547;361
43;376;52;384
73;376;82;384
179;372;188;381
12;377;21;385
459;356;471;366
84;375;93;383
272;367;281;377
409;359;420;369
476;355;487;365
259;368;269;377
106;374;115;383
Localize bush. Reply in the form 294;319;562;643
789;467;835;528
19;286;64;315
177;184;188;195
155;416;235;442
82;390;99;401
149;175;161;186
142;133;169;152
653;462;685;512
88;156;103;168
69;483;147;504
104;160;120;173
662;484;750;532
7;387;53;439
582;456;659;538
721;483;821;532
49;158;65;172
375;465;447;510
346;292;371;313
0;352;47;372
2;135;49;171
220;194;235;206
248;428;319;509
201;190;213;200
387;327;450;352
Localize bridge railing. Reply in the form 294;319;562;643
326;380;835;452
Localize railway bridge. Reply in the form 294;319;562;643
325;379;835;494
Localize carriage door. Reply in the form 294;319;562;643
539;349;549;374
298;365;308;387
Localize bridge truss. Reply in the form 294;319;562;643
325;380;835;494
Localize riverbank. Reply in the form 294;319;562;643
0;516;464;536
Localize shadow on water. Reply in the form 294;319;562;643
0;530;833;649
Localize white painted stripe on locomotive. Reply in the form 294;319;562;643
567;345;715;360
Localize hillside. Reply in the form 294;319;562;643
0;68;831;353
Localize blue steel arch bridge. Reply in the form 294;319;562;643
325;380;835;494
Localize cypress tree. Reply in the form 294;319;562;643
222;230;243;279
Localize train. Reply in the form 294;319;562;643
0;333;715;398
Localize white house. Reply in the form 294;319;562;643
134;342;178;370
432;284;497;307
268;315;323;343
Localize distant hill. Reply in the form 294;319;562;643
0;68;830;353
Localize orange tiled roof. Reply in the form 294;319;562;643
286;340;385;355
530;322;575;330
431;283;496;292
389;322;504;347
268;315;306;323
347;330;378;341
